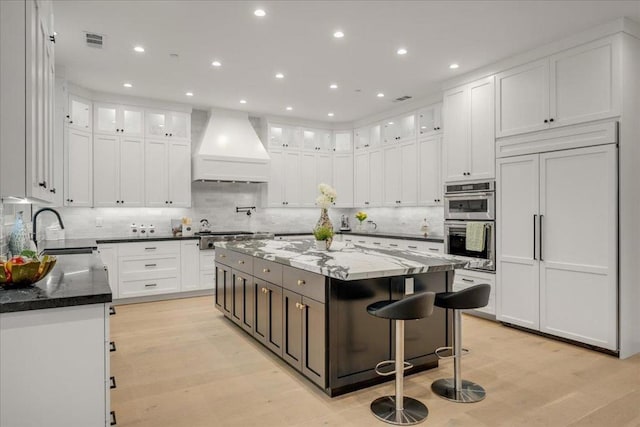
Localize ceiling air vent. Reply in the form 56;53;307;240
393;95;413;102
84;32;104;48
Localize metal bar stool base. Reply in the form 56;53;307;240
431;378;486;403
371;396;429;425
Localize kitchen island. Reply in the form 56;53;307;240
214;238;485;396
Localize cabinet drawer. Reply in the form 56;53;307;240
118;277;179;297
200;252;216;272
118;241;180;257
215;247;232;265
453;270;495;315
283;266;325;303
119;256;179;275
232;252;253;274
253;258;283;283
199;271;215;290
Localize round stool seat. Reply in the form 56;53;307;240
434;284;490;310
367;292;435;320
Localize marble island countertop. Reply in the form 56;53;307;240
0;253;112;313
216;238;488;281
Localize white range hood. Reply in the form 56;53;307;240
192;108;270;182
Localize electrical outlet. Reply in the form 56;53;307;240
96;217;103;227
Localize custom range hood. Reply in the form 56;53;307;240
192;108;270;182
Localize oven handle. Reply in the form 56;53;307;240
444;192;494;200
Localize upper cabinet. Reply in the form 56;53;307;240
382;113;416;144
443;76;495;183
0;0;56;202
268;124;302;150
333;130;353;152
354;125;380;151
67;95;92;131
496;36;620;138
302;128;332;152
145;110;191;141
94;103;144;137
417;104;443;137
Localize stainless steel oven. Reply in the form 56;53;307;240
444;221;495;272
444;181;495;221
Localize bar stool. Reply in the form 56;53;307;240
431;284;490;403
367;291;436;425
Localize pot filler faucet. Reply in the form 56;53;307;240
32;207;65;247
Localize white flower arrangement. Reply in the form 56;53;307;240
316;183;337;209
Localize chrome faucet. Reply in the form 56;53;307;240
32;207;65;247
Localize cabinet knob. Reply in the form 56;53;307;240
165;201;169;204
261;287;268;293
69;120;73;124
544;119;549;123
297;279;305;286
295;302;306;310
170;133;173;137
169;201;173;204
49;188;56;194
238;260;245;265
237;277;243;282
549;118;554;122
263;268;270;273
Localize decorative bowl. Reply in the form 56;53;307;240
0;255;57;288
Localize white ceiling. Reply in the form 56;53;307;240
53;0;640;123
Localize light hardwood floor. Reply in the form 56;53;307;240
110;296;640;427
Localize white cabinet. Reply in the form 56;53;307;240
94;103;144;137
180;240;200;291
496;37;620;138
67;94;92;131
383;141;417;206
333;130;353;152
145;110;190;141
453;270;496;316
332;153;353;208
144;140;191;207
93;134;145;207
268;124;302;149
199;251;216;290
267;150;301;207
98;244;119;298
0;0;56;202
298;151;333;207
64;127;93;207
496;144;617;350
354;124;381;151
417;104;443;137
354;149;383;207
302;128;332;152
1;304;109;427
417;135;443;206
118;241;181;298
382;113;415;144
443;76;495;183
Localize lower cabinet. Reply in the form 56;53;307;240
0;304;110;427
254;278;283;356
215;263;232;315
232;269;254;333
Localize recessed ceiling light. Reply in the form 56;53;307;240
397;48;408;55
275;73;284;79
329;83;338;89
134;46;145;53
254;9;266;17
286;106;293;111
449;63;459;69
185;92;194;97
211;60;222;67
377;93;385;98
333;31;344;39
388;121;394;125
240;99;247;104
328;112;335;117
123;83;132;88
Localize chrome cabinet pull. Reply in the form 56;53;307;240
297;279;305;286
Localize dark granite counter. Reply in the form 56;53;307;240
39;238;99;254
216;238;485;281
96;235;200;244
0;253;112;313
341;231;444;243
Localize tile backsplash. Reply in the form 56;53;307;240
33;182;443;241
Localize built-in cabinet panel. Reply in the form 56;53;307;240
282;289;303;370
180;240;200;291
383;142;417;206
417;104;443;136
354;149;383;207
64;127;92;207
145;110;190;141
443;76;495;183
94;103;144;136
417;135;442;206
67;94;92;131
496;36;620;138
117;137;145;207
497;144;617;350
144;140;191;207
332;153;353;208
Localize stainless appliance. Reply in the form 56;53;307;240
444;221;495;272
444;181;495;221
444;180;495;272
339;215;351;231
197;231;274;250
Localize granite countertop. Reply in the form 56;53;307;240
96;234;200;244
340;231;444;243
0;253;112;313
216;238;487;281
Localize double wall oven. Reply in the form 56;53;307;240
444;181;495;272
